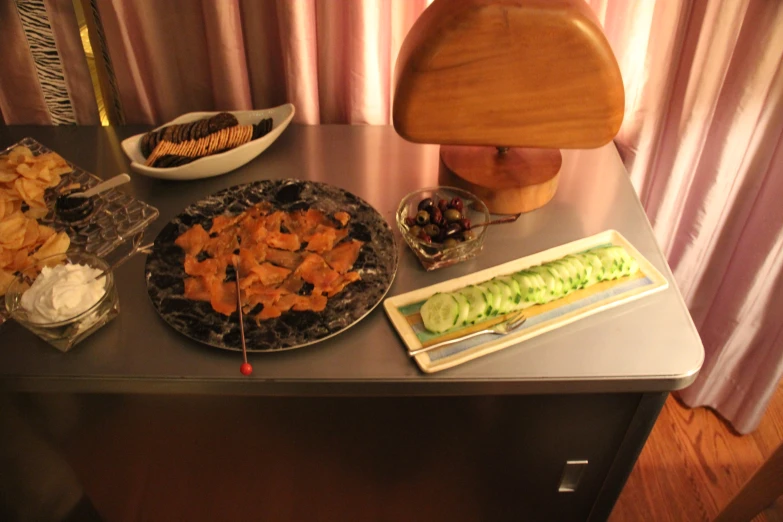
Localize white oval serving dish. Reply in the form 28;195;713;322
120;104;295;181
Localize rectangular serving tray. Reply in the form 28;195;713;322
384;229;670;374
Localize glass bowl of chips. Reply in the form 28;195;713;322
4;251;120;352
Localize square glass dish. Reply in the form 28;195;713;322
4;252;120;352
396;186;489;270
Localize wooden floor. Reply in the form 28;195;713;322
610;384;783;522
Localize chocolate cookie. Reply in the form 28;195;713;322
208;112;238;134
148;130;161;152
183;122;197;141
162;125;177;143
191;119;205;140
141;132;152;157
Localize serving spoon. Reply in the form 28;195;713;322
67;173;131;198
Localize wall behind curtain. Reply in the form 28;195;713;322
92;0;432;125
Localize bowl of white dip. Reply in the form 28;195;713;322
4;252;120;351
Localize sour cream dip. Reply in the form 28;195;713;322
21;263;106;324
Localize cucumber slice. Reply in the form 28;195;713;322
529;265;560;301
460;285;490;324
556;259;580;290
628;258;639;275
496;276;522;311
579;252;604;283
453;292;470;325
524;271;548;304
544;261;572;295
513;272;543;305
564;255;588;288
593;247;622;280
479;282;502;316
420;293;460;334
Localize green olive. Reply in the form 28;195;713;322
443;238;458;249
424;224;440;238
444;208;462;223
409;225;422;237
462;230;476;241
415;210;430;226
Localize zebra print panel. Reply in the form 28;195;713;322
86;0;124;125
14;0;77;125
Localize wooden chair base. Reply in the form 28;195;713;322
438;145;562;214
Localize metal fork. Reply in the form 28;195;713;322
408;311;527;357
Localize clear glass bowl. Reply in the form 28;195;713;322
396;186;490;271
4;252;120;352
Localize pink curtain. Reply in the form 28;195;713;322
589;0;783;434
0;0;99;125
96;0;432;125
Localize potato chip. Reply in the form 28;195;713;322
9;248;32;272
37;225;55;241
33;231;70;260
14;177;45;207
0;269;15;294
16;163;31;177
51;166;72;176
24;206;49;220
8;146;33;165
0;171;16;183
0;214;26;249
21;219;39;248
0;248;11;268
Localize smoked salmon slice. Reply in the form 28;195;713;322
323;240;364;274
295;254;341;292
184;255;223;277
305;227;337;254
210;280;237;316
251;262;292;286
265;248;303;269
333;211;350;227
265;231;300;251
184;277;212;301
175;224;209;256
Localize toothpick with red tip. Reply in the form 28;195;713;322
234;258;253;376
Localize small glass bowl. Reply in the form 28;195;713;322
4;251;120;352
396;186;490;271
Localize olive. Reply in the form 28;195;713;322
409;225;422;237
419;232;432;243
444;223;462;238
417;197;435;212
415;210;430;226
460;218;471;230
430;206;444;226
450;197;464;212
462;230;476;241
444;208;462;223
424;224;441;238
443;238;459;249
404;216;416;227
437;199;449;212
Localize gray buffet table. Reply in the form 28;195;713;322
0;125;703;522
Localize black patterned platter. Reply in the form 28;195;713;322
145;179;398;352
